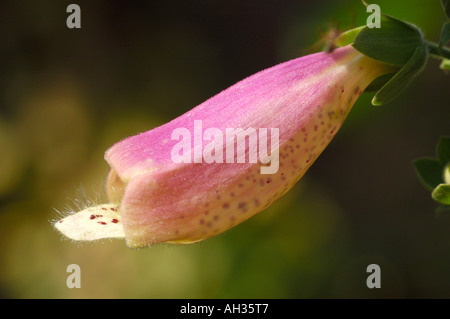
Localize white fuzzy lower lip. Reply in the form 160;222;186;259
54;203;125;241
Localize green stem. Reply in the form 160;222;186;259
426;41;450;60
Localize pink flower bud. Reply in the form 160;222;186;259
55;45;394;247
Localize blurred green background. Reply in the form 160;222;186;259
0;0;449;298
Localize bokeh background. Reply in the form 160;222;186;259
0;0;449;298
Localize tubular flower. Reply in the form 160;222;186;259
55;45;394;247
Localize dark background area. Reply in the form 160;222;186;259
0;0;449;298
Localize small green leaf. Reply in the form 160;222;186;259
353;15;424;66
364;73;396;92
437;136;450;165
335;26;366;47
372;45;427;105
444;164;450;185
413;158;444;190
442;0;450;19
439;22;450;54
432;184;450;205
441;58;450;71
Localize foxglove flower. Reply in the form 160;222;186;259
55;45;395;247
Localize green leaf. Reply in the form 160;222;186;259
353;15;424;66
444;164;450;185
335;26;366;47
439;22;450;54
372;45;427;105
441;58;450;71
432;184;450;205
442;0;450;19
364;73;396;92
437;136;450;165
413;158;444;190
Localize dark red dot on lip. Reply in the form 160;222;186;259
111;219;119;223
90;215;96;220
97;221;107;225
101;207;107;210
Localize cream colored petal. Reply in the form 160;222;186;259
54;204;124;241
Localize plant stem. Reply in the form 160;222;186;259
426;41;450;60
